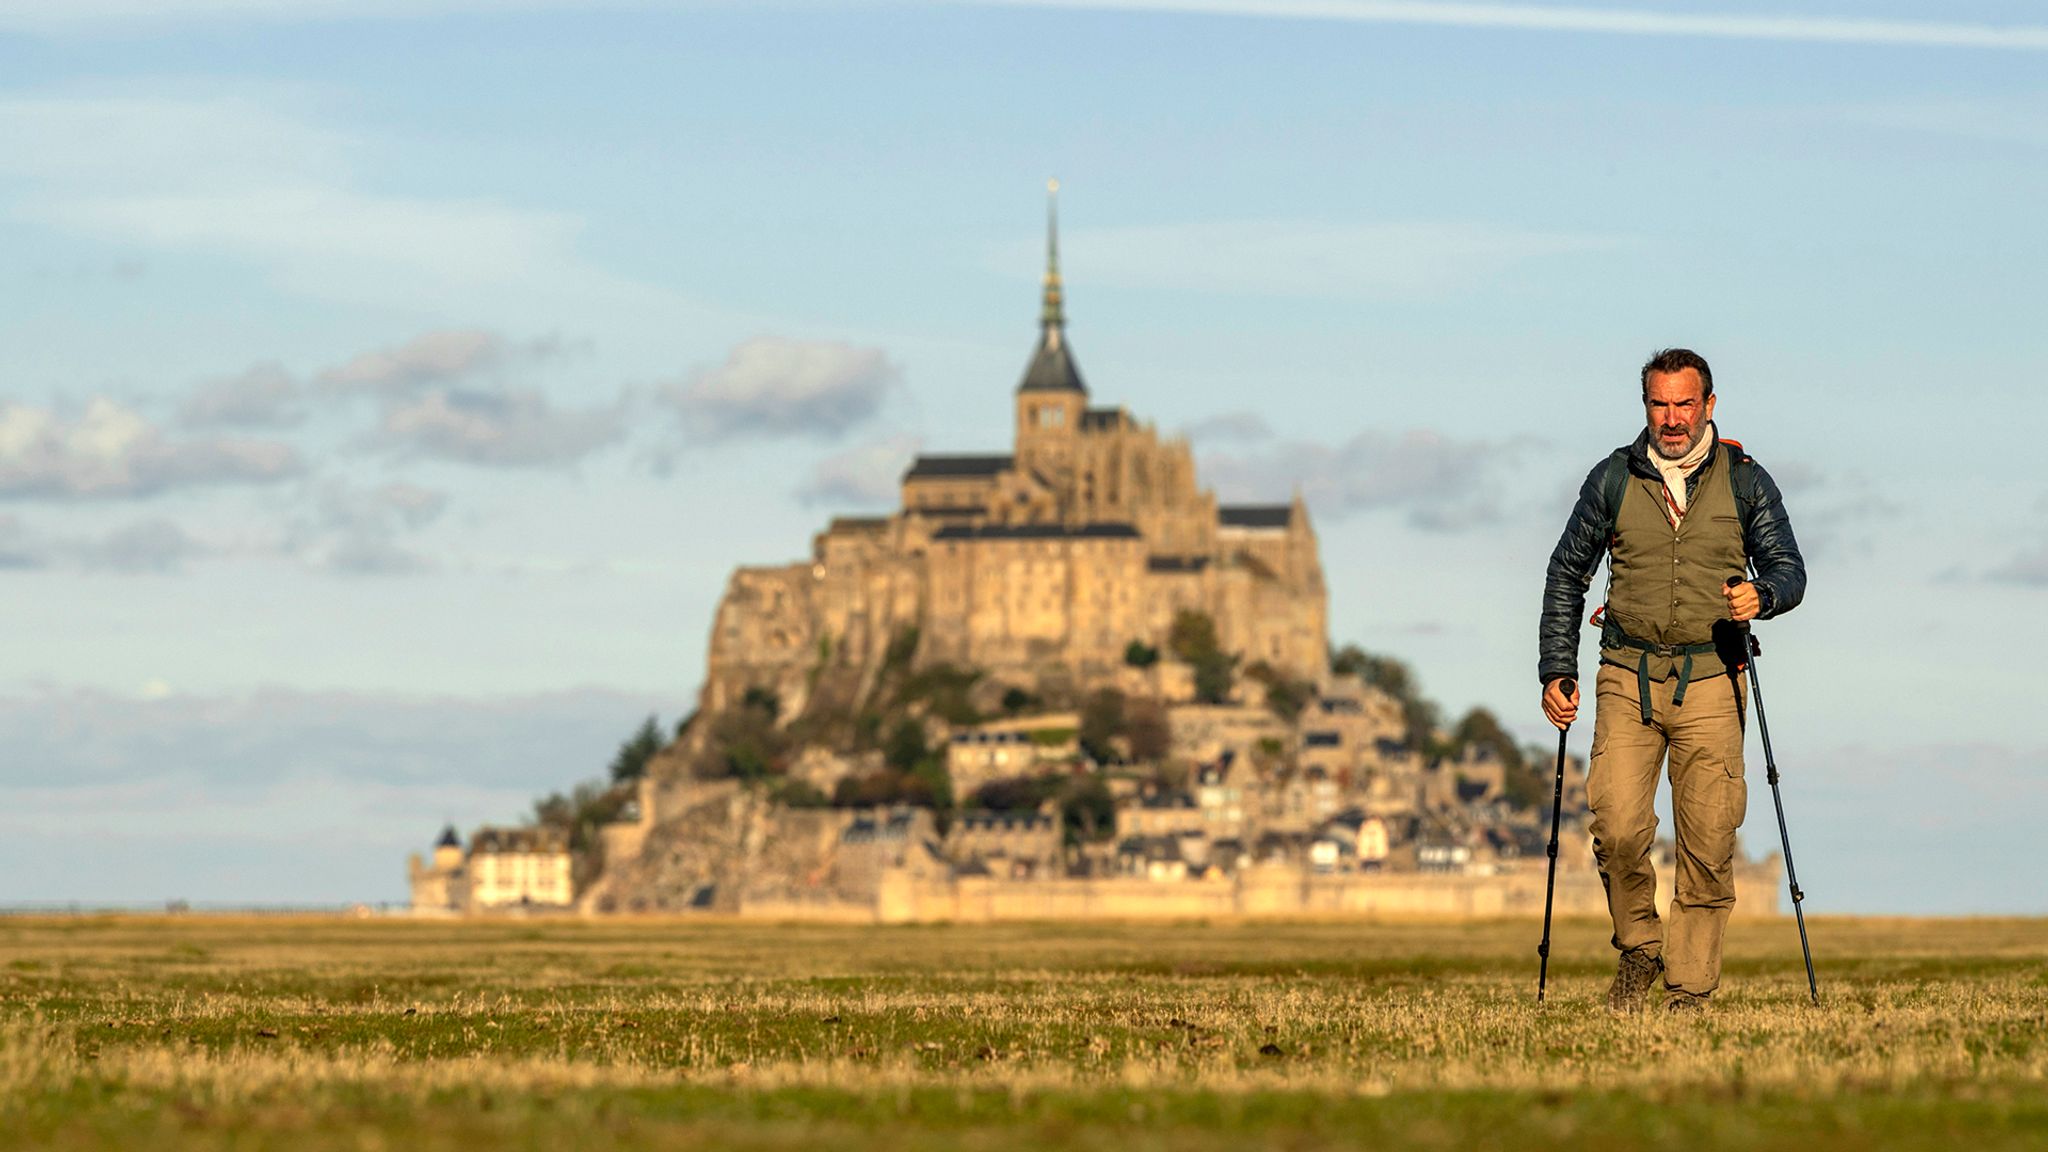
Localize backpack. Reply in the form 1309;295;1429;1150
1594;438;1757;545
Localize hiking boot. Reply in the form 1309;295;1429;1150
1606;949;1663;1014
1663;990;1711;1014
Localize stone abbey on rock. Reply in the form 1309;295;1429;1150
702;189;1329;721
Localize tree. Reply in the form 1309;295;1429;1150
1126;698;1172;763
1169;610;1238;704
1329;644;1439;749
1001;686;1040;716
1059;774;1117;847
1446;706;1544;809
1244;661;1314;723
883;717;931;774
1123;639;1160;668
1078;688;1126;765
608;715;665;784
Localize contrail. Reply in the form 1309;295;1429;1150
969;0;2048;51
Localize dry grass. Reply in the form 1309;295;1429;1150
2;915;2045;1150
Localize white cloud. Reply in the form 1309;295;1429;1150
0;398;302;499
972;1;2048;51
798;433;922;508
1183;411;1275;444
7;2;2048;52
1200;425;1527;530
0;95;668;313
289;480;450;575
1019;219;1623;302
320;329;524;397
0;685;670;904
179;360;304;428
372;388;626;468
0;513;210;573
663;337;898;442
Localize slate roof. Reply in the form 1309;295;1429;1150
904;454;1013;481
1018;329;1087;394
931;522;1141;542
1218;505;1293;530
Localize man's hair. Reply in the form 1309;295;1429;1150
1640;348;1713;401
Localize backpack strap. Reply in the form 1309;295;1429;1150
1595;447;1631;543
1720;437;1755;527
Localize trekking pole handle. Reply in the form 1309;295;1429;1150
1559;678;1576;698
1725;575;1743;589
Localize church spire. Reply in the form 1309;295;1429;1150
1017;178;1086;396
1041;178;1065;337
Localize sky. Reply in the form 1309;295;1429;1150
2;0;2043;913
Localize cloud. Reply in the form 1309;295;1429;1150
970;1;2048;52
0;513;209;573
318;328;574;398
179;360;304;428
798;434;922;508
0;96;668;313
663;337;898;442
1988;544;2048;587
0;515;46;570
372;388;625;468
0;685;670;904
1766;463;1902;561
0;397;303;500
289;481;449;575
1200;425;1523;530
77;518;207;572
8;2;2048;52
1006;219;1623;302
1183;411;1274;444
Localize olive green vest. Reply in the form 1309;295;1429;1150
1600;442;1748;683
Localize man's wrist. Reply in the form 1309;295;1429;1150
1755;582;1775;618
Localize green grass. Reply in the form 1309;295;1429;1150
2;915;2045;1150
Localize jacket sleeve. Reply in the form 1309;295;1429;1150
1539;459;1614;685
1741;460;1806;619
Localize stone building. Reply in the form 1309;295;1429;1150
697;186;1328;724
407;823;573;914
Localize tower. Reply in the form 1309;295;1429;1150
1015;179;1088;480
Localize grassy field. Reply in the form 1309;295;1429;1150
2;914;2045;1150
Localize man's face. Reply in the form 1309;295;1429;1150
1643;368;1716;460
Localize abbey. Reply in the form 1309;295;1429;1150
702;189;1328;717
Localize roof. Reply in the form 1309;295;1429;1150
435;824;460;849
931;522;1140;542
1218;505;1293;530
1146;555;1211;574
1080;407;1128;431
469;825;568;855
827;516;890;534
904;454;1013;481
1017;328;1087;394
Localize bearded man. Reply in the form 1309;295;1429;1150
1538;348;1807;1012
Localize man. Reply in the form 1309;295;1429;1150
1538;348;1806;1013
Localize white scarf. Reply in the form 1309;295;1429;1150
1653;420;1717;518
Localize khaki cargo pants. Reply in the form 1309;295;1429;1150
1588;661;1748;996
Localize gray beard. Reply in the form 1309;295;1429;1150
1651;424;1708;461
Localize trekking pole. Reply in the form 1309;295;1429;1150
1536;677;1575;1003
1728;576;1819;1006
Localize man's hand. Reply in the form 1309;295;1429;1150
1724;579;1761;623
1541;677;1580;730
